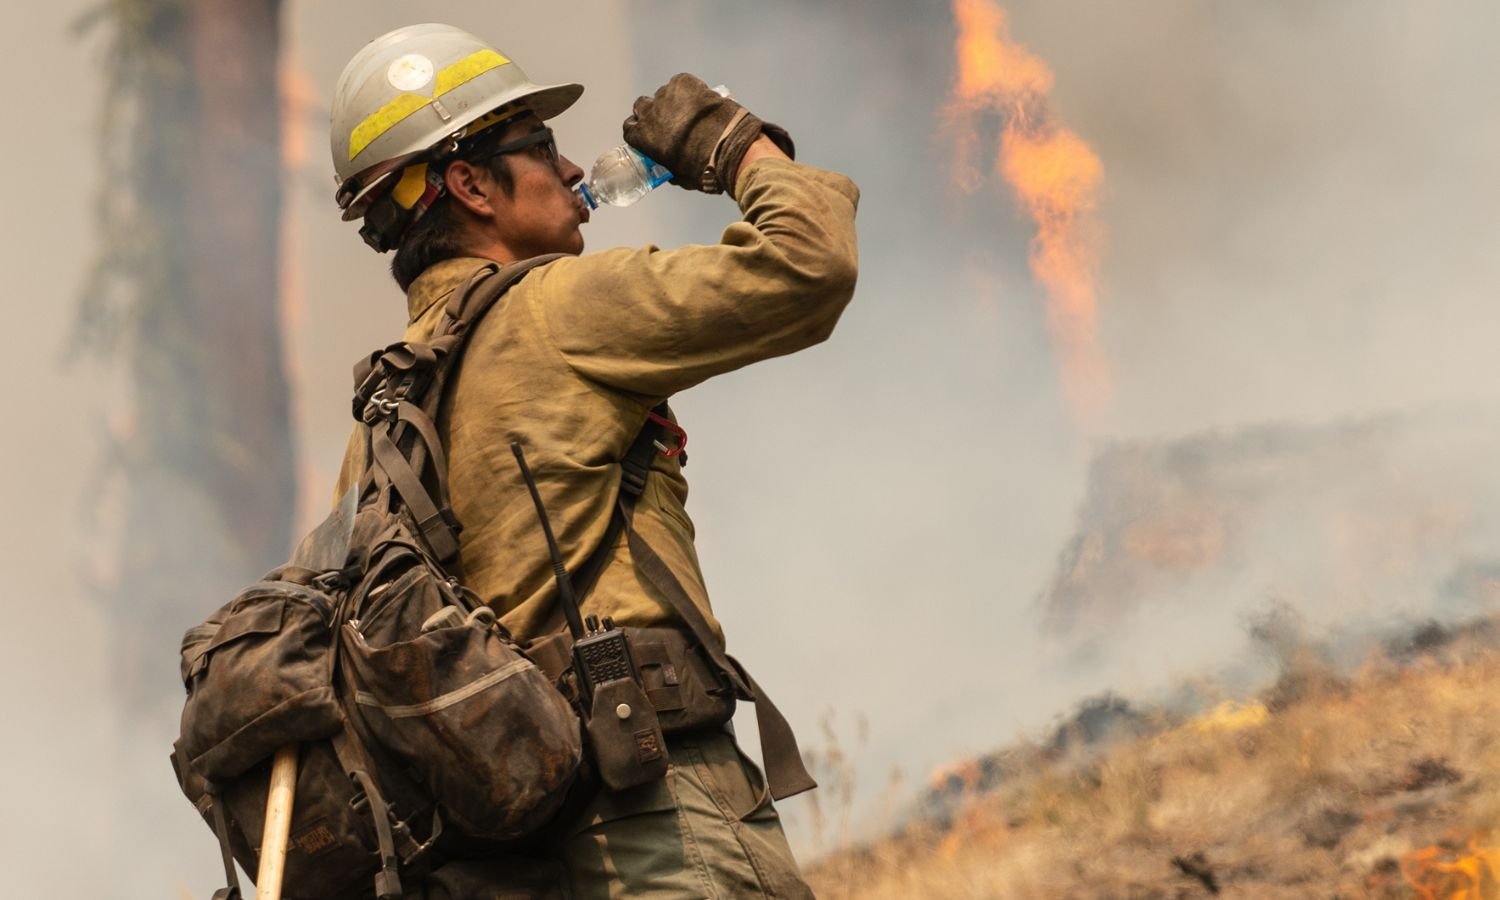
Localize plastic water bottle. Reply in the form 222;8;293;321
576;85;730;210
577;147;673;209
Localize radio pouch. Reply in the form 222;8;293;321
586;676;669;791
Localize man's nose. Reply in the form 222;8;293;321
558;155;585;187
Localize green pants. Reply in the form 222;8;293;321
557;728;814;899
419;729;814;899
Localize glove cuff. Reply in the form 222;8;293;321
705;108;766;194
760;122;796;160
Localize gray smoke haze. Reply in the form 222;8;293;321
6;0;1500;895
1039;408;1500;703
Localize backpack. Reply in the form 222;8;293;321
170;257;817;899
171;259;582;899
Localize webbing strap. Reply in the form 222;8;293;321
534;405;815;799
370;428;459;561
356;254;566;563
385;342;440;376
329;721;429;892
568;408;664;607
425;255;563;409
442;261;503;328
206;785;242;900
617;498;817;799
395;401;451;513
350;769;403;900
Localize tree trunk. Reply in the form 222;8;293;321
94;0;293;714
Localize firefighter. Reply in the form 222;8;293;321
328;23;858;898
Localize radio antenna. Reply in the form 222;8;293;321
510;442;585;640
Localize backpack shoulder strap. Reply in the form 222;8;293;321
611;471;818;801
566;404;670;603
537;405;817;801
355;254;565;564
434;253;565;353
350;254;562;412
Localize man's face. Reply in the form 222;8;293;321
484;114;589;258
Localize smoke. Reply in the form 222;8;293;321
621;0;1500;849
1006;0;1500;716
1022;0;1500;436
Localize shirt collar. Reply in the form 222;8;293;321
405;257;499;323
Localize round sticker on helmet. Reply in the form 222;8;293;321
387;54;435;93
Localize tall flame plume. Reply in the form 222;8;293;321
946;0;1109;426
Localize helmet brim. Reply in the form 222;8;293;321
524;81;584;121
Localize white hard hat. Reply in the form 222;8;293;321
330;23;582;222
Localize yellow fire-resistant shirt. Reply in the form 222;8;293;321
335;157;859;645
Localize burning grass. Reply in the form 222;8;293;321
805;614;1500;898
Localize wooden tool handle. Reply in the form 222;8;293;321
255;744;300;900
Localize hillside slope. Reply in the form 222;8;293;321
806;616;1500;898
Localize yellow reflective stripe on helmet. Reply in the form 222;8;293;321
349;93;431;161
348;48;513;162
435;48;509;97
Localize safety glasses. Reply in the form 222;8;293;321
336;123;561;221
478;126;559;167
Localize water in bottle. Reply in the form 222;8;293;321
577;146;673;209
575;85;730;210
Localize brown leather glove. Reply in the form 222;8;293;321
623;73;795;195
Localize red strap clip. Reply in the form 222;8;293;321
646;410;688;458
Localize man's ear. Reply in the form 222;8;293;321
444;160;494;217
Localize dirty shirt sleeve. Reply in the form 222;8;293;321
537;157;860;399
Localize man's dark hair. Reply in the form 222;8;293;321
390;155;515;292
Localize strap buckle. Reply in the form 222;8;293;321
417;506;464;538
646;410;688;458
361;388;401;424
313;562;362;593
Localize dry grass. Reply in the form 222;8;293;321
806;620;1500;899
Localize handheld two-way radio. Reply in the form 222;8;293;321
511;443;669;790
572;613;638;702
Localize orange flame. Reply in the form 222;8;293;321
947;0;1109;426
1401;837;1500;899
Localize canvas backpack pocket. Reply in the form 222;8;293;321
342;559;584;841
171;739;396;900
179;581;343;781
